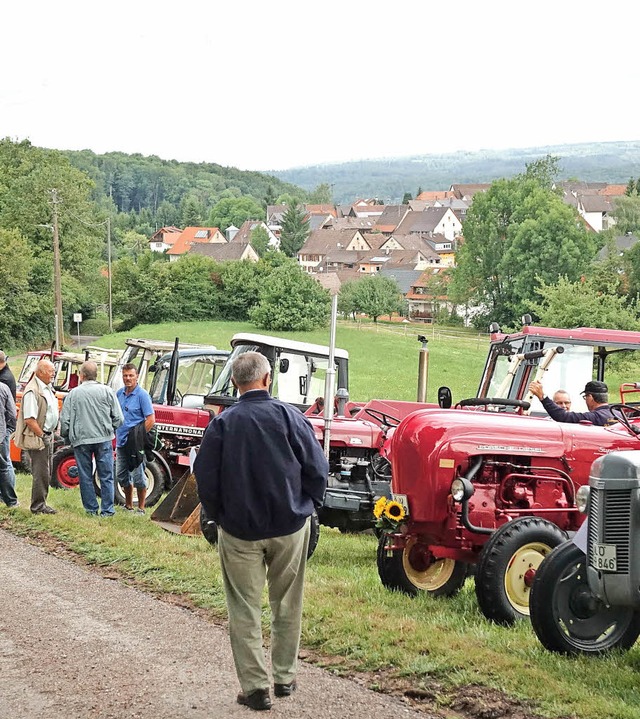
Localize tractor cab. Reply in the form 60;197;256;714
148;348;229;408
109;338;219;392
470;323;640;415
205;333;349;413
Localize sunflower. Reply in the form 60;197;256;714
383;500;406;522
373;496;388;519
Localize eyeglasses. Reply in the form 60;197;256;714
580;392;591;399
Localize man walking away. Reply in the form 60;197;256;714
115;364;155;514
60;361;123;516
0;382;18;507
195;352;328;711
13;359;59;514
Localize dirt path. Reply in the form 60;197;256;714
0;529;437;719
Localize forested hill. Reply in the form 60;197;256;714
62;148;305;228
273;141;640;203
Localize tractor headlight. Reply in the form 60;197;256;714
576;485;591;514
451;478;474;503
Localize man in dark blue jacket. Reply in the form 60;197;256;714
194;352;328;712
529;380;614;426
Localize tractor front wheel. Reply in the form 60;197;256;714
475;516;567;625
530;541;640;654
377;534;468;598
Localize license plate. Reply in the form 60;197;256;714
592;543;617;572
392;493;409;514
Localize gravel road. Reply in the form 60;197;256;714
0;529;433;719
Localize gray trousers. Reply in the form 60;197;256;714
218;517;311;693
28;434;53;512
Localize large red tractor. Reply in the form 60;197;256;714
378;322;640;625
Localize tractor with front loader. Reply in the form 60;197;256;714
378;322;640;624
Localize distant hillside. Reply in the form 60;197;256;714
273;141;640;203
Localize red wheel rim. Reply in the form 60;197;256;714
57;456;80;489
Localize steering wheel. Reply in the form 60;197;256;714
364;408;401;428
609;403;640;437
455;397;531;412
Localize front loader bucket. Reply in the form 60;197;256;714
150;470;203;536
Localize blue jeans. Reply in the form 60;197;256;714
115;446;147;489
74;441;115;516
0;432;18;506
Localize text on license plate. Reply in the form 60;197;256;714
592;543;617;572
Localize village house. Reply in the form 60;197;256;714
165;226;225;262
189;242;259;262
395;206;462;241
149;226;182;253
227;219;279;249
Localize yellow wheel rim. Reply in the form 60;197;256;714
402;537;456;592
504;541;552;615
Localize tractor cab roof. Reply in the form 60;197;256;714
230;333;349;360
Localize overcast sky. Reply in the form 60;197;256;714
2;1;639;172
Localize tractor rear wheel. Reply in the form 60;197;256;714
51;446;80;489
475;516;567;625
530;541;640;655
377;534;468;598
99;459;167;508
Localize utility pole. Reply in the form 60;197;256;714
50;189;64;351
107;215;113;333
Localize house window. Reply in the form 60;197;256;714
194;230;209;239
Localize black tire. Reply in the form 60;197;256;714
530;541;640;655
105;459;167;508
50;446;80;489
475;516;568;625
377;534;468;598
200;505;219;546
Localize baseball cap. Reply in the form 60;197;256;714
583;380;608;395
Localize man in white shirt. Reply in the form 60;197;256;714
15;360;59;514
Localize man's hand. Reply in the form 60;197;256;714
529;381;544;400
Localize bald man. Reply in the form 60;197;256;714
14;359;59;514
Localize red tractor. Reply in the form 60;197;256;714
378;322;640;625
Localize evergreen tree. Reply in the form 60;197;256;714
279;199;310;257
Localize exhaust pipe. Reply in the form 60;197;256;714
417;335;429;402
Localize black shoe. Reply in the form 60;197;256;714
274;680;297;697
32;506;57;515
237;688;272;711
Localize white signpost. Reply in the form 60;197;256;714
73;312;82;346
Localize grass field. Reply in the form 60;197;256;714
4;319;640;719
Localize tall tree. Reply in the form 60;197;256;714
249;261;330;331
208;196;264;231
626;177;637;196
611;195;640;235
451;166;595;328
249;225;271;257
402;192;412;204
279;199;310;257
308;183;333;204
351;275;403;323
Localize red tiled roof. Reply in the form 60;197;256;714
166;227;221;256
416;190;454;201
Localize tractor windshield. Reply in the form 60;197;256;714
150;354;227;406
209;344;261;399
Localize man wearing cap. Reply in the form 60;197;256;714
528;380;613;426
